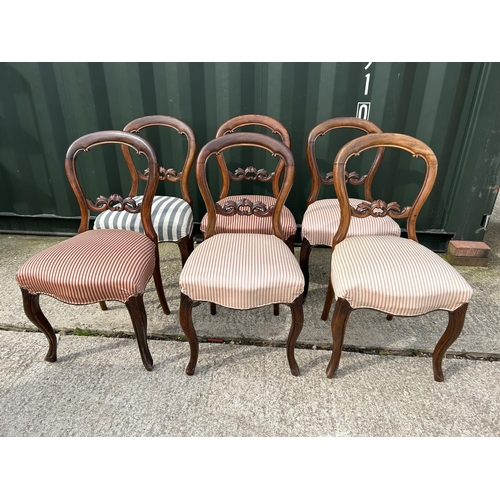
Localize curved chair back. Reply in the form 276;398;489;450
306;117;384;206
121;115;197;206
332;133;438;246
196;132;295;240
65;130;159;242
215;114;291;199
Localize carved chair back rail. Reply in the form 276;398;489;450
198;132;295;241
306;117;384;206
331;132;437;246
121;115;197;206
215;114;291;200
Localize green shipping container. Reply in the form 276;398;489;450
1;62;499;251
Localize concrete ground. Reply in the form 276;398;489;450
0;200;499;437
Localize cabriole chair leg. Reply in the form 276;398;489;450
432;303;468;382
286;295;304;376
21;288;58;363
125;294;153;371
326;297;353;378
179;293;199;375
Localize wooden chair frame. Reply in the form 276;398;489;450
97;115;197;311
215;114;291;210
324;133;468;381
209;115;294;316
19;130;166;370
300;117;385;300
179;132;304;376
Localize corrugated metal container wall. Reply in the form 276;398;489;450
1;62;499;249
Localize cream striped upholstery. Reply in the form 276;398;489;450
94;195;193;242
16;229;156;305
302;198;401;246
180;233;304;309
331;235;473;316
200;195;296;239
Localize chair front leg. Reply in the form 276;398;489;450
21;288;58;362
125;294;153;371
179;293;199;375
326;297;353;378
299;238;312;301
432;303;468;382
286;295;304;376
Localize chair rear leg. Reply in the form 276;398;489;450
153;247;170;315
125;294;153;371
432;303;468;382
326;298;353;378
99;301;108;311
179;293;199;375
276;237;293;314
286;295;304;376
178;234;194;267
299;238;312;301
321;278;335;321
21;288;57;362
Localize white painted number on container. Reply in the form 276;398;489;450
356;102;371;120
357;62;373;120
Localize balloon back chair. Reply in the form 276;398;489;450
93;115;196;311
300;117;401;300
201;114;297;316
179;132;305;376
323;133;473;381
16;131;167;371
200;114;297;251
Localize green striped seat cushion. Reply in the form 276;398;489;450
94;195;193;243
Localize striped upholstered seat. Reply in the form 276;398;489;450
200;195;296;240
16;229;156;305
180;233;304;310
94;195;193;243
180;132;304;377
302;198;401;246
331;236;473;317
323;133;473;382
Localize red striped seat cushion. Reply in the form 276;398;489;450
16;229;156;305
302;198;401;246
180;233;304;309
200;195;297;240
331;235;473;316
